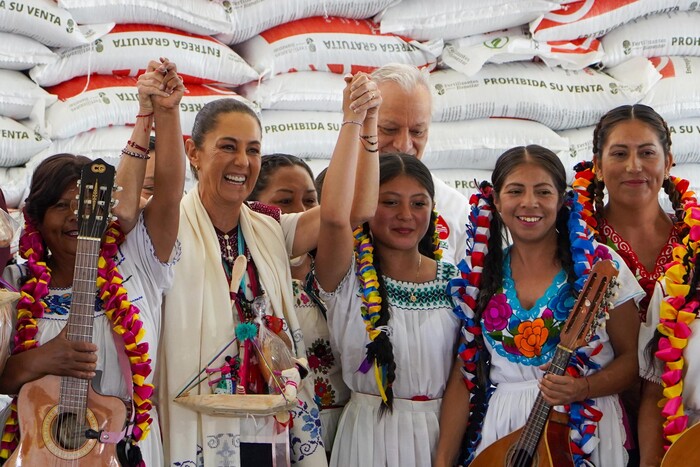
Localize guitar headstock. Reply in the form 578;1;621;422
559;259;619;350
75;159;116;240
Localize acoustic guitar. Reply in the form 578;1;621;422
471;259;619;467
6;159;128;466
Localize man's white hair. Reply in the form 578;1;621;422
370;63;431;94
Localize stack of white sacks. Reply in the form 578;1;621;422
0;0;698;209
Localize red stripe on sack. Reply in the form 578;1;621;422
260;17;379;43
47;75;238;100
109;23;222;44
534;0;638;31
257;16;417;45
649;57;676;79
548;38;601;54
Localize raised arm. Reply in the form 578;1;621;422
351;73;380;227
314;73;380;291
141;61;186;261
113;59;185;262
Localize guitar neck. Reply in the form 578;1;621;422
517;346;573;454
60;236;101;414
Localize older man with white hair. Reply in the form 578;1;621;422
371;63;469;266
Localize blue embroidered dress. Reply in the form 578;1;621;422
474;246;644;466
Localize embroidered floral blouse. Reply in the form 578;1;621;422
482;253;576;367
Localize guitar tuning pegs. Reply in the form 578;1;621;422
113;185;123;193
111;199;119;210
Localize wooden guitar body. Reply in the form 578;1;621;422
5;374;127;466
471;411;574;467
661;422;700;467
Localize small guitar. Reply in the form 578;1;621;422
6;159;128;466
471;259;619;467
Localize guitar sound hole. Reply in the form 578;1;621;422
508;447;536;467
53;412;86;450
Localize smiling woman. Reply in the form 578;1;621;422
435;145;645;467
313;71;461;467
160;98;328;466
0;57;187;466
572;104;697;466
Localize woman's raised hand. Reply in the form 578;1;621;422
342;72;381;124
136;57;186;114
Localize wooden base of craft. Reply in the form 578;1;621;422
175;394;296;417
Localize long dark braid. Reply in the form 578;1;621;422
663;178;684;223
557;200;578;288
474;197;504;387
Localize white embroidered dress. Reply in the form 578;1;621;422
319;260;460;467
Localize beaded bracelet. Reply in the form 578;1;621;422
136;112;154;119
121;148;151;160
342;120;362;127
128;139;149;153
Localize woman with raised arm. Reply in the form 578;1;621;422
159;79;377;465
314;73;460;467
0;58;186;466
435;146;644;467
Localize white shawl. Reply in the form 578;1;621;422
160;187;308;466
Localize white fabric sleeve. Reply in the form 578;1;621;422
605;245;645;308
121;213;180;293
280;212;301;255
639;280;664;384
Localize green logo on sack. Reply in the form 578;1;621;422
484;37;509;49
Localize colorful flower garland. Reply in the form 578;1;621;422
0;216;153;463
655;189;700;449
447;184;609;466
